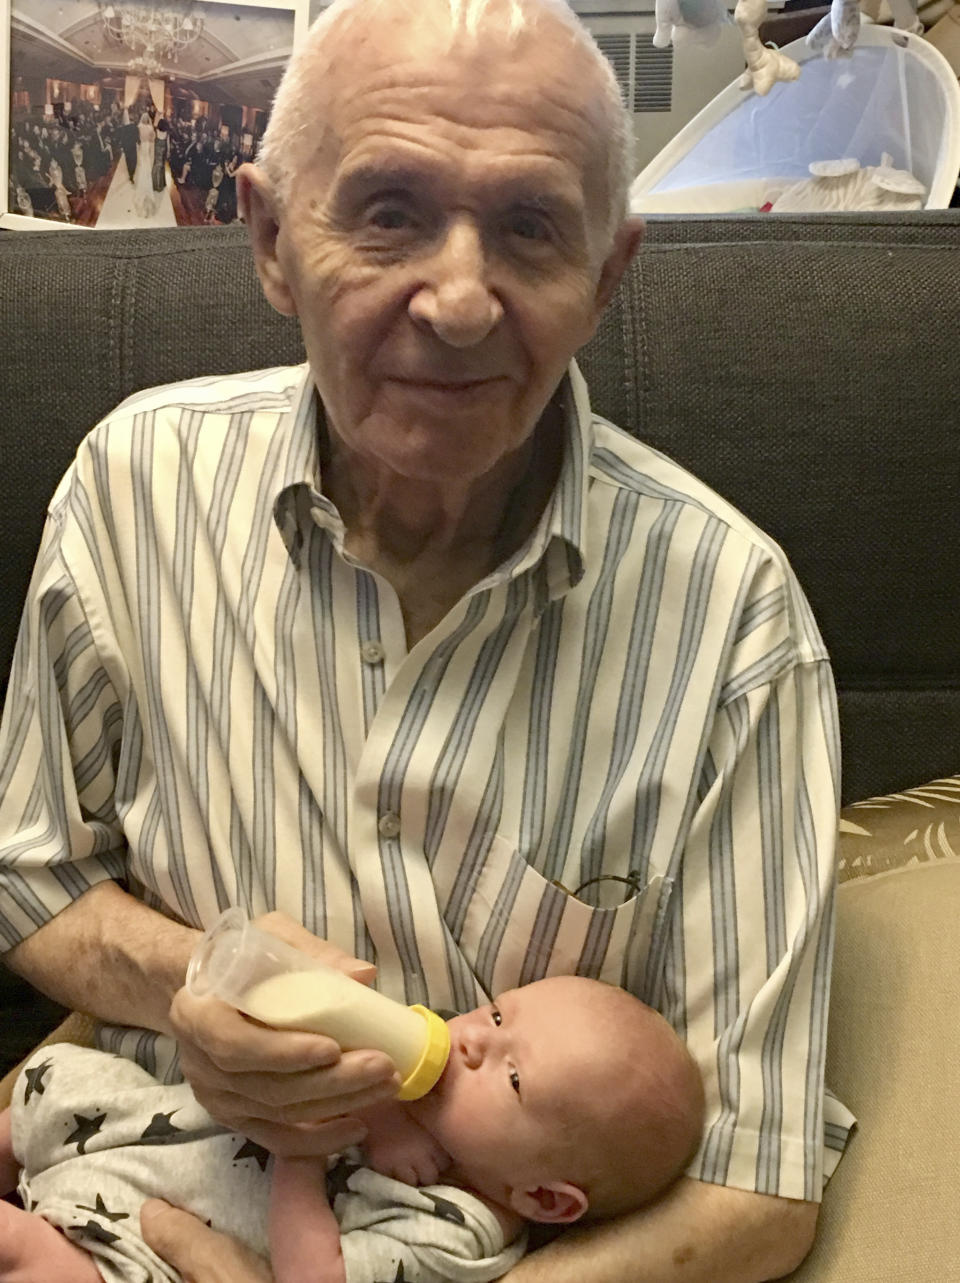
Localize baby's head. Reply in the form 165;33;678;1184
410;976;704;1225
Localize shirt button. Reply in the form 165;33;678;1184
378;812;401;839
361;641;386;664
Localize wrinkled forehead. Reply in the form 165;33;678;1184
307;8;609;199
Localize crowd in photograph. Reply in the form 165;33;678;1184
8;97;259;225
170;119;247;223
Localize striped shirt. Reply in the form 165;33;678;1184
0;360;852;1201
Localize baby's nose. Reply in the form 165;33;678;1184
459;1025;488;1070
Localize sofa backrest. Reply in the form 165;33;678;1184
1;216;958;803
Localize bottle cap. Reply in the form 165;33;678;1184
395;1005;451;1101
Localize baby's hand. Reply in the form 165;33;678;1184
360;1104;450;1187
366;1129;449;1186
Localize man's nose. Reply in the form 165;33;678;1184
408;219;504;348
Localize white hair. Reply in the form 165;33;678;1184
256;0;633;252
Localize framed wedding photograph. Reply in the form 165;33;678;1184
0;0;309;230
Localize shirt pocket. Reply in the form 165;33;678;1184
451;834;674;1002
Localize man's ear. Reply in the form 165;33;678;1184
508;1181;589;1225
236;162;298;318
591;215;645;319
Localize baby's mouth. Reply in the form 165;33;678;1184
425;1039;462;1103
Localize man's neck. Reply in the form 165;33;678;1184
320;408;561;565
317;404;564;647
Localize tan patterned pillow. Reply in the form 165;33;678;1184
838;775;960;884
786;857;960;1280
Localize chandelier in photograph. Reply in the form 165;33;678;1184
97;2;205;78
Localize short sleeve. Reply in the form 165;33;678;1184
660;553;844;1202
0;493;126;950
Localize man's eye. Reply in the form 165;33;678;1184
491;1006;503;1026
509;1068;521;1095
508;212;549;242
368;204;413;230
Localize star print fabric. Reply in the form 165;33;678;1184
11;1044;525;1283
330;1160;526;1282
11;1044;266;1283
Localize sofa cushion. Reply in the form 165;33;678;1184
0;228;304;715
785;857;960;1279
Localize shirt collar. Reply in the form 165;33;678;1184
500;358;592;595
272;365;338;562
273;359;594;593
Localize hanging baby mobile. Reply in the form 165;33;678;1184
652;0;924;95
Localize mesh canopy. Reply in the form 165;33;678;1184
632;29;960;208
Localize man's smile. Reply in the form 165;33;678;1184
388;376;505;394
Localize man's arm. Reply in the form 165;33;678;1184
139;1179;817;1283
3;879;194;1036
4;886;401;1157
501;1180;818;1283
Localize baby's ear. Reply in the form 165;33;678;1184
509;1181;588;1225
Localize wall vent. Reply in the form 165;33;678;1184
633;35;674;113
594;31;674;114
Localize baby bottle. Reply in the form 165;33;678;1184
187;907;450;1101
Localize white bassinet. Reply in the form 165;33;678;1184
630;24;960;212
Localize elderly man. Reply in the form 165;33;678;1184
0;0;850;1279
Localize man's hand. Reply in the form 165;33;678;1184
171;912;402;1156
141;1200;273;1283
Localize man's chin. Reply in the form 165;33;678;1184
371;441;517;486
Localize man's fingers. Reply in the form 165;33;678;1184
172;981;401;1151
171;989;343;1073
247;1073;402;1124
190;1046;397;1105
183;1044;399;1114
192;1065;401;1130
250;912;377;985
140;1199;273;1282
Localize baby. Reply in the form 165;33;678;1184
0;976;704;1283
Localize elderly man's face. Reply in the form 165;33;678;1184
249;10;639;485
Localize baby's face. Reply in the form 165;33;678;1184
408;977;613;1206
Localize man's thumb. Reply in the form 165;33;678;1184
140;1199;204;1273
140;1199;180;1247
141;1197;272;1282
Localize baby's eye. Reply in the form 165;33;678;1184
491;1006;503;1027
509;1068;521;1095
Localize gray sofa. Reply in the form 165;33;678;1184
3;217;959;802
1;216;959;1280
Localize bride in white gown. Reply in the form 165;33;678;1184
132;113;157;219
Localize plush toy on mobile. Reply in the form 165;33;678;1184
652;0;800;95
806;0;922;58
652;0;925;95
